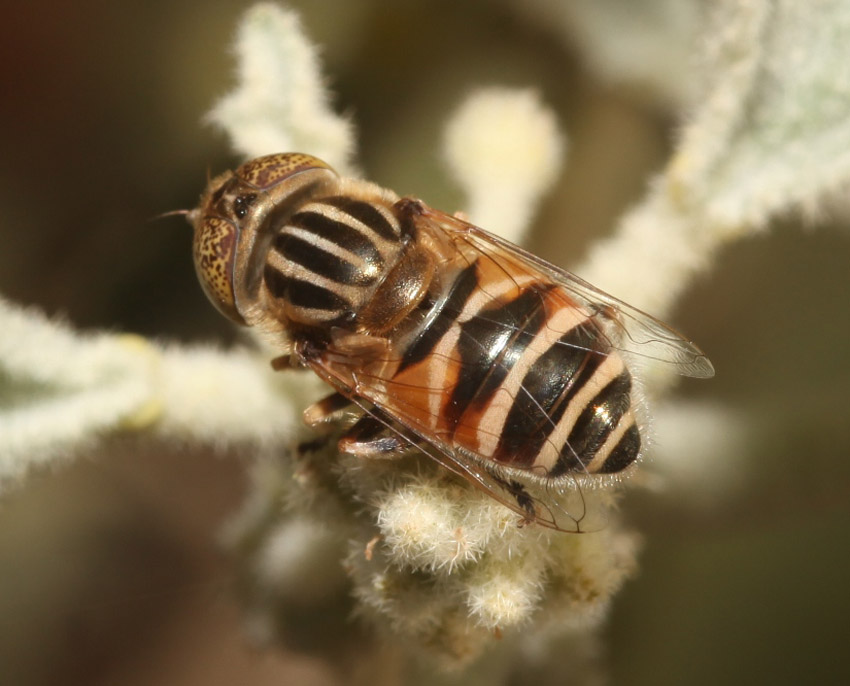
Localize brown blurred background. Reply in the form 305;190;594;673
1;1;849;685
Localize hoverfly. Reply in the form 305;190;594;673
189;153;713;533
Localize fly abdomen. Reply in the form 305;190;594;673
392;262;642;476
483;293;642;476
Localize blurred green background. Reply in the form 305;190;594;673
1;1;848;684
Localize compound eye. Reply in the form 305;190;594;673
236;153;335;190
192;216;246;325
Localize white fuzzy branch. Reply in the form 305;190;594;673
673;0;850;228
208;2;356;174
0;297;155;484
0;296;306;490
502;0;702;107
578;0;850;318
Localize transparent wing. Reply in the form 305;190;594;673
417;204;715;378
305;357;603;534
303;319;611;532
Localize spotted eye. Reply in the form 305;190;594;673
236;152;335;190
233;193;257;219
192;216;245;325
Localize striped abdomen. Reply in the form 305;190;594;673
386;256;642;476
262;195;403;326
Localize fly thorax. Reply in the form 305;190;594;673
261;186;405;329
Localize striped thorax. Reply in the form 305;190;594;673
190;153;713;532
190;153;403;333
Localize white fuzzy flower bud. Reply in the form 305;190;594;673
464;553;547;629
376;477;485;572
443;88;565;244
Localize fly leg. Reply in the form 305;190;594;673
338;414;407;459
294;392;356;458
302;393;407;458
302;391;357;428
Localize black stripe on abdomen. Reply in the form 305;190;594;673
549;371;633;476
494;322;605;466
597;423;641;474
447;285;551;429
396;262;480;374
